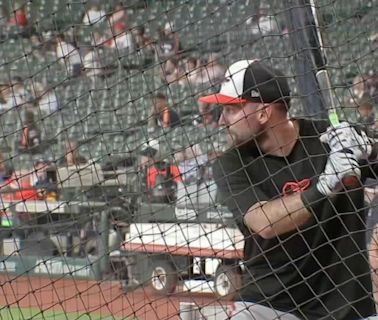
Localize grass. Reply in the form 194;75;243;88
0;306;132;320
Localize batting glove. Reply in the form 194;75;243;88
316;149;360;195
320;122;372;160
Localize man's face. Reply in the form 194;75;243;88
218;102;263;146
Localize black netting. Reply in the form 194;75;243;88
0;1;377;319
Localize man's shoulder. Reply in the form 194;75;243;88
297;118;328;136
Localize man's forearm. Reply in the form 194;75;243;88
244;193;312;239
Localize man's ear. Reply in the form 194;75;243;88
258;104;272;124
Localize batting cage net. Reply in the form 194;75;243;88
0;0;377;319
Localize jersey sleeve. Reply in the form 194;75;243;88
213;151;269;224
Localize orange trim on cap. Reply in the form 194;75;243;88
198;94;247;105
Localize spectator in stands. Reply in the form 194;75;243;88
63;139;87;166
146;159;181;188
351;75;366;103
103;4;131;47
200;52;226;85
139;139;160;170
32;159;49;186
175;144;208;186
160;58;182;84
174;144;217;210
0;161;7;186
197;100;219;129
0;7;7;38
8;5;28;28
31;159;57;200
106;21;134;52
357;94;376;127
156;22;181;60
18;110;41;150
139;144;181;202
132;25;155;55
0;76;32;110
0;83;22;110
179;57;203;86
30;34;46;59
34;82;58;114
350;73;378;106
356;94;378;138
0;153;12;185
82;4;106;25
55;34;82;77
2;169;40;201
83;48;104;78
245;3;279;36
108;4;127;26
91;31;105;47
148;93;180;129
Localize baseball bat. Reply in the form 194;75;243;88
316;70;339;126
316;69;361;190
309;0;339;126
311;1;361;190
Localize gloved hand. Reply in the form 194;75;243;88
316;149;360;195
320;122;372;160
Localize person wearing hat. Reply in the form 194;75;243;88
201;60;375;319
156;21;182;61
138;143;181;203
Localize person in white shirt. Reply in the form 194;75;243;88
0;77;31;111
34;82;58;114
55;34;82;77
83;49;103;77
174;144;216;209
82;4;106;25
177;144;208;185
108;22;134;51
0;85;25;110
112;31;134;51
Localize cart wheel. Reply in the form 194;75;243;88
214;264;241;299
148;258;178;295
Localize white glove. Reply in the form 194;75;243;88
316;149;360;195
320;122;372;160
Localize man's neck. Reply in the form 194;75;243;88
259;119;299;157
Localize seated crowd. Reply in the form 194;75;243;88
0;1;376;210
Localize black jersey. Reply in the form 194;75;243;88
213;118;375;320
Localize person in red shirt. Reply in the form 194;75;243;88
8;8;28;27
146;161;181;189
146;160;181;203
139;146;181;203
2;169;39;201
